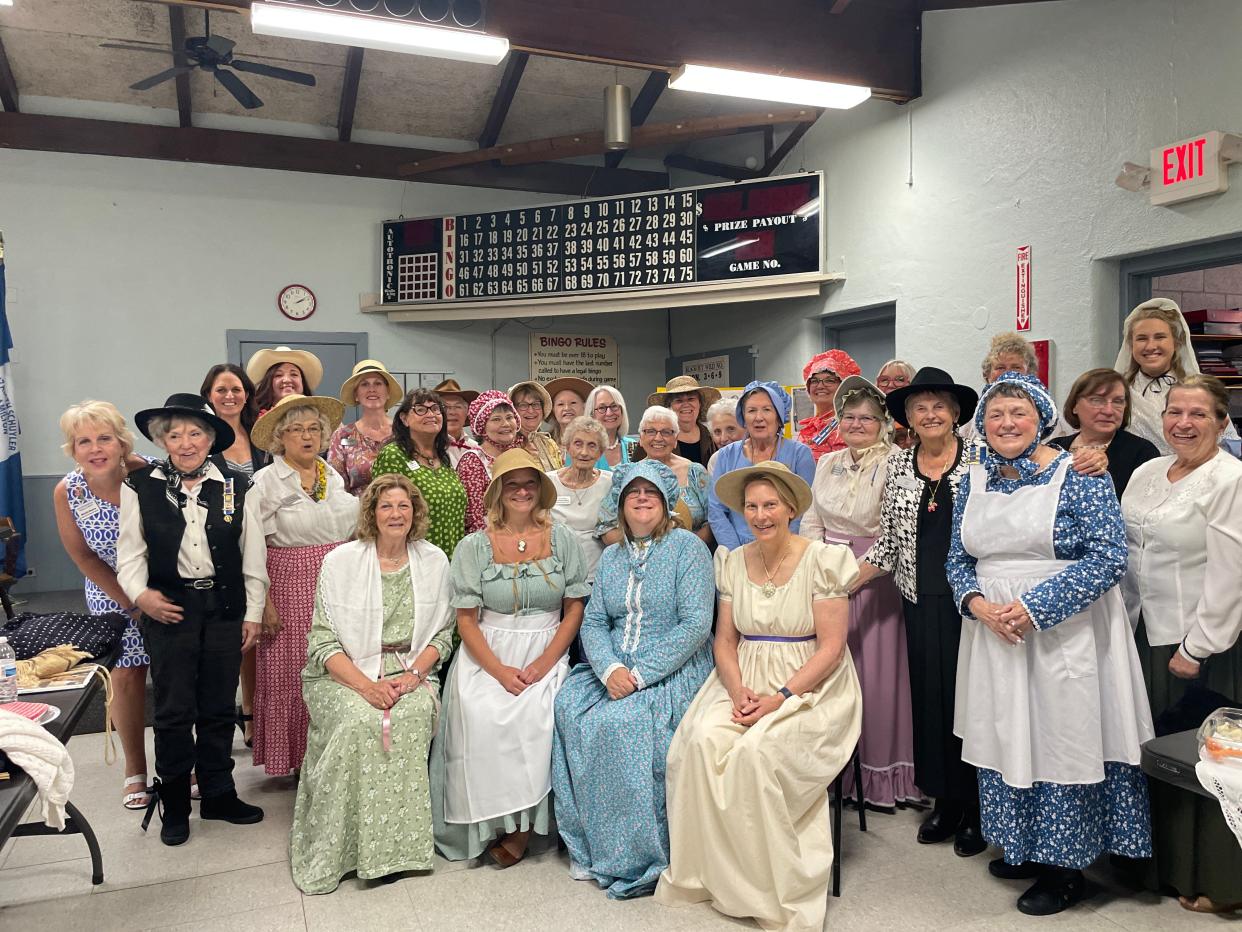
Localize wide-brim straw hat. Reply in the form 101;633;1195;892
714;460;813;518
251;393;345;454
647;375;722;410
884;366;978;427
483;448;557;511
339;359;403;409
432;378;480;405
135;393;235;455
543;377;594;404
507;380;554;419
244;346;324;393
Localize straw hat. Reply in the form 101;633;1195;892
483;448;557;511
251;393;345;453
244;346;324;393
339;359;403;409
432;378;480;405
135;393;235;455
714;460;813;518
543;377;594;404
647;375;722;411
507;380;554;419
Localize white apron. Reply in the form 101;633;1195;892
440;607;567;823
954;460;1154;788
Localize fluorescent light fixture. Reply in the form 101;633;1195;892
0;1;13;8
670;64;870;110
250;1;509;66
699;237;760;260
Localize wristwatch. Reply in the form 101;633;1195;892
778;686;794;701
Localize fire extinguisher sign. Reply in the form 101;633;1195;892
1016;245;1032;332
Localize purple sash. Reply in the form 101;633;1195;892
741;634;816;643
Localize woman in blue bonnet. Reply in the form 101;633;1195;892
707;380;816;550
946;371;1154;917
551;459;715;897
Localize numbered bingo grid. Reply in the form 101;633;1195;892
560;191;697;292
397;253;438;302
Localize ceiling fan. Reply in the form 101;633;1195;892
100;11;316;111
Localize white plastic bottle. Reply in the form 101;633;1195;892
0;636;17;703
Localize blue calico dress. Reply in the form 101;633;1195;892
551;528;715;898
595;461;711;535
946;453;1154;868
64;469;149;667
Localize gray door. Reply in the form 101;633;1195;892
227;329;369;422
821;305;896;382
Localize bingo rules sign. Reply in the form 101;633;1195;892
381;173;823;304
529;333;619;385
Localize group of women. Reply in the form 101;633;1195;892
48;296;1241;928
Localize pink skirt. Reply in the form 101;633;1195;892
254;540;343;776
829;533;923;808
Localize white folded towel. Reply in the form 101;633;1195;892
0;708;75;830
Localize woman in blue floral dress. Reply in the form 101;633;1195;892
946;372;1154;917
552;460;715;898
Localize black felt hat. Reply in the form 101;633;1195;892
884;367;978;427
135;393;235;454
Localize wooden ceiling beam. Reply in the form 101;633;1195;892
0;112;667;196
761;121;815;176
337;47;364;142
168;6;193;128
0;35;19;114
605;70;667;169
664;154;759;181
477;51;528;149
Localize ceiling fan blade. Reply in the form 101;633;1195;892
100;43;179;56
214;67;263;109
230;59;317;87
130;65;197;91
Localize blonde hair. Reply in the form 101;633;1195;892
270;404;332;457
1125;304;1190;383
981;332;1038;382
356;474;429;543
59;400;135;459
485;470;552;531
1167;375;1230;424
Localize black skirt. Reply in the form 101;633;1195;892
902;594;977;804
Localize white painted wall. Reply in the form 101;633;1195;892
673;0;1242;397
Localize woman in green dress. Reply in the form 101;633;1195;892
290;474;455;894
430;448;590;867
372;388;468;557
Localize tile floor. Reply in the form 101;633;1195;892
0;727;1211;931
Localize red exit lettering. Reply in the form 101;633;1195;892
1162;137;1208;186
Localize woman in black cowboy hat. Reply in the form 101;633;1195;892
116;393;268;846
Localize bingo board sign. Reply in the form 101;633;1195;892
380;172;823;304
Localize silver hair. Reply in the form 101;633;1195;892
148;414;216;447
638;405;679;432
270;404;332;457
561;415;608;451
705;399;736;424
876;359;916;381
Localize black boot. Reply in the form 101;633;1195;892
142;774;191;846
1017;867;1088;916
954;803;987;857
918;799;963;844
200;790;264;824
989;858;1043;880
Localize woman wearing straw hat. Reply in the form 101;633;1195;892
249;394;359;777
544;377;593;451
456;390;524;533
657;461;861;932
648;375;721;467
432;379;481;467
797;349;863;461
552;459;714;897
800;376;920;811
509;379;564;472
117;393;268;845
327;360;402;496
431;449;589;866
245;346;324;414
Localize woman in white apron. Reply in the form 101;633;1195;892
431;448;590;866
946;372;1154;917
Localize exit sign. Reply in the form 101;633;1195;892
1150;132;1229;206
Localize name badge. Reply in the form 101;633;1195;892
830;463;845;477
406;460;421;472
73;500;101;521
280;493;303;507
895;475;922;491
555;494;572;506
339;437;356;448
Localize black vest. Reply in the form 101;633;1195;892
125;455;251;619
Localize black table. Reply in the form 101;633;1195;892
0;664;111;885
1140;729;1213;801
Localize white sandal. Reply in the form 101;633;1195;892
191;775;200;800
123;774;151;811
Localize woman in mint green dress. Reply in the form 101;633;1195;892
430;448;589;867
291;475;455;894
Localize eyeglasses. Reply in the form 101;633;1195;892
806;375;841;388
624;486;661;500
410;404;442;417
514;401;544;412
839;414;879;425
1082;395;1125;410
594;404;622;415
283;424;322;436
640;428;676;439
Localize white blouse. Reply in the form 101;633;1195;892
1127;372;1240;455
547;469;611;582
1121;449;1242;659
799;445;891;542
251;455;359;549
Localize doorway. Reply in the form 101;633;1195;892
227;329;368;421
820;303;896;382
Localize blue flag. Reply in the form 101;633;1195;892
0;236;27;576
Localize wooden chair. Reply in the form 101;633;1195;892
0;517;22;619
829;744;866;898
